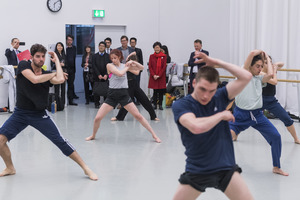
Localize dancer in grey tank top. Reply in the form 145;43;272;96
85;49;161;143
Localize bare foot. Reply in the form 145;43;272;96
84;167;98;181
85;135;95;141
0;168;16;177
153;118;160;121
111;117;117;121
153;136;161;143
273;167;289;176
294;139;300;144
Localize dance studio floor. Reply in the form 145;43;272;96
0;95;300;200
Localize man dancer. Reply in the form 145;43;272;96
0;44;98;180
230;50;288;176
172;52;253;199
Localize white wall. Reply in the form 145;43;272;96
0;0;230;94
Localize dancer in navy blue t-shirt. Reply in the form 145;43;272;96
172;52;253;200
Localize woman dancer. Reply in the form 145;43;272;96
261;56;300;144
85;49;161;143
111;52;159;121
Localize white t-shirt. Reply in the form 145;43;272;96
235;75;266;110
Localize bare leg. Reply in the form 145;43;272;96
0;135;16;177
287;125;300;144
124;103;161;143
273;167;289;176
173;184;201;200
224;172;254;200
231;129;238;141
85;103;114;141
69;151;98;181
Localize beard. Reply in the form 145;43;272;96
32;60;44;68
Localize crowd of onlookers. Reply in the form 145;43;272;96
4;36;209;111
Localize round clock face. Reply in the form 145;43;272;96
47;0;62;12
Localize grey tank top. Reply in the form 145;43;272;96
109;63;128;89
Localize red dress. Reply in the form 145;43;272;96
148;52;167;89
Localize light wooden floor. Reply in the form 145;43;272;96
0;94;300;200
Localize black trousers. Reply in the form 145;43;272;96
116;80;157;120
54;82;66;110
94;80;107;106
83;72;93;102
67;70;75;101
153;89;165;106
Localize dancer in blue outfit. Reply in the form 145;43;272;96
230;50;288;176
172;52;253;200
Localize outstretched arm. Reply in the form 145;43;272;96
194;52;252;100
179;111;235;134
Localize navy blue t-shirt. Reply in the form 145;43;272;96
172;87;236;174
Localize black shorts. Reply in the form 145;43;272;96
104;88;132;108
178;165;242;193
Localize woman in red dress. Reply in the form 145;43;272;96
148;42;167;110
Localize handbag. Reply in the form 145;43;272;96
93;81;108;97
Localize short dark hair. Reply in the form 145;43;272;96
127;54;138;62
161;45;169;56
99;41;106;47
195;66;219;83
153;41;162;49
251;55;263;66
30;44;47;56
66;34;74;40
104;37;112;43
130;37;137;43
120;35;128;41
194;39;202;45
110;49;124;62
11;38;18;43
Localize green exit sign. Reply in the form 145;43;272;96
93;10;105;18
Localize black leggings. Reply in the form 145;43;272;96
116;80;157;120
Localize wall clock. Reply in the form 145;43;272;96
47;0;62;12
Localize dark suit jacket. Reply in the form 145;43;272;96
133;47;143;65
188;49;209;80
92;52;111;81
5;48;20;65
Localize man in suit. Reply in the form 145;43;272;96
5;38;21;66
92;41;111;108
117;35;134;63
66;35;78;105
188;39;209;93
104;37;112;54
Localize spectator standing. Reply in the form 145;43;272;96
81;45;94;105
66;35;78;105
148;42;167;110
188;39;209;93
